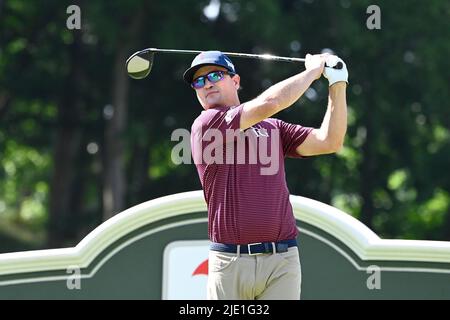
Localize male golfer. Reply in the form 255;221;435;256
185;51;348;299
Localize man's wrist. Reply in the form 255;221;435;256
329;82;347;99
329;82;347;90
303;68;322;82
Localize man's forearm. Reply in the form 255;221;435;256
257;69;318;113
319;82;347;149
239;54;324;130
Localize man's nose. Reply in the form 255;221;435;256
203;78;214;89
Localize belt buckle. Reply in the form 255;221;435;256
247;242;263;256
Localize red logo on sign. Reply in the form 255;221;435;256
192;259;208;276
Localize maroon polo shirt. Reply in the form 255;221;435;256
191;104;312;244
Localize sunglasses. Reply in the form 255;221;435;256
191;70;235;89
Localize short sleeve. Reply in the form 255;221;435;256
276;119;313;158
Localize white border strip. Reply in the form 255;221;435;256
0;218;207;287
300;228;450;274
0;191;449;277
2;218;449;288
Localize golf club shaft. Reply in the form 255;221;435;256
139;48;305;63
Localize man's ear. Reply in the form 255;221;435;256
233;74;240;90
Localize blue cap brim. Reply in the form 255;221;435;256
183;63;234;84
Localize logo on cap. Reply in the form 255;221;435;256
224;58;234;70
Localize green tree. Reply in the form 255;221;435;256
0;0;449;253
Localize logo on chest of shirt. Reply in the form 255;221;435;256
248;126;269;138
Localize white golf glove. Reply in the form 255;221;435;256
323;55;348;86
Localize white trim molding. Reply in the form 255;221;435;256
0;190;449;277
291;196;450;263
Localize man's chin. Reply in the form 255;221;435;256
204;100;223;109
200;99;217;110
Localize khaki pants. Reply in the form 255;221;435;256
207;247;301;300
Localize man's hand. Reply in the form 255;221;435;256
305;53;329;80
323;55;348;86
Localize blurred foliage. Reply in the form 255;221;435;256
0;0;449;252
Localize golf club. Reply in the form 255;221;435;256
126;47;343;80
